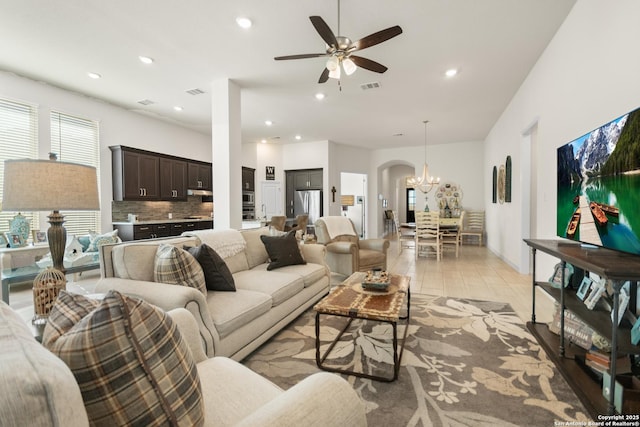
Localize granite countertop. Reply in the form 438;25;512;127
113;218;213;225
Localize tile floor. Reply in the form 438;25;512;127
8;234;557;326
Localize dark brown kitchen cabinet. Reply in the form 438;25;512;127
111;146;160;201
114;220;213;241
242;167;255;191
188;162;212;191
160;157;188;201
289;169;323;191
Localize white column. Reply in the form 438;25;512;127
212;79;242;230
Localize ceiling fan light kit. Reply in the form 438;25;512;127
274;0;402;84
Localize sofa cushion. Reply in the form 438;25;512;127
185;244;236;292
233;269;305;306
205;289;272;337
154;244;206;295
110;237;199;281
0;301;89;427
241;227;270;269
43;290;204;427
250;262;326;288
260;231;306;271
87;229;120;252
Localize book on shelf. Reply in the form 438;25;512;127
585;350;632;374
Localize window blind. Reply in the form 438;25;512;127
50;111;101;237
0;97;38;237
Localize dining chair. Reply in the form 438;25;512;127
441;211;464;257
460;210;485;246
415;211;442;261
269;215;286;232
392;211;415;254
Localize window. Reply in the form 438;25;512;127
50;111;100;237
0;97;38;237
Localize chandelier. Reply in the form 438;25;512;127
407;120;440;193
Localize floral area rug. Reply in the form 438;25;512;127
244;294;590;427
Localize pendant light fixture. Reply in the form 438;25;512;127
407;120;440;193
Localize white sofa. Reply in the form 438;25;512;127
95;227;330;360
0;300;366;427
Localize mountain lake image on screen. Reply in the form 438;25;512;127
556;106;640;255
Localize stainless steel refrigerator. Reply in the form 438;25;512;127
293;190;323;224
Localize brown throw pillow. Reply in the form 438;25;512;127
154;244;206;295
185;244;236;291
43;290;204;427
260;230;306;271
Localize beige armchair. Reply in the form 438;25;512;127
315;216;389;277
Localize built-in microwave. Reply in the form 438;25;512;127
242;191;254;206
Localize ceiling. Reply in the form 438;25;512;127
0;0;576;150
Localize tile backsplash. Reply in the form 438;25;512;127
112;196;213;222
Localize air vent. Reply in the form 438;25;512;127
360;82;380;91
137;99;155;105
186;88;205;96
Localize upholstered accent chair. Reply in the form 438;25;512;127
315;216;389;277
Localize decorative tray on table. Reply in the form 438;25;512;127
361;270;391;291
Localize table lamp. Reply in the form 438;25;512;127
1;158;100;272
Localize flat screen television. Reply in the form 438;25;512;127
557;106;640;255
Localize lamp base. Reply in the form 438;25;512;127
47;211;66;273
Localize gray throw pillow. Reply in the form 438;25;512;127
260;230;306;271
185;244;236;292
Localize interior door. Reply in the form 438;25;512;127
406;188;416;223
261;181;282;219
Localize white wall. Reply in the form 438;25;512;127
484;0;640;274
371;140;485;237
0;71;211;232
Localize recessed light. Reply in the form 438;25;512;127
139;56;154;64
87;72;101;79
236;17;252;29
295;135;302;140
445;68;458;78
261;139;267;144
265;120;273;126
315;93;325;100
173;106;183;112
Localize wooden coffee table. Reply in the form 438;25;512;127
314;271;411;382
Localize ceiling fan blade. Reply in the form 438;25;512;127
351;25;403;51
350;56;388;73
274;53;328;60
318;68;330;83
310;16;337;48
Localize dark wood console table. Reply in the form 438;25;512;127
524;239;640;417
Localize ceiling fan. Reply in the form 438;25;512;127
274;0;403;83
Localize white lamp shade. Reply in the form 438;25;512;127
326;56;339;71
342;58;357;75
2;159;100;211
329;67;341;80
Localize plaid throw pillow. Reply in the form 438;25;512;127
43;290;204;427
154;244;206;295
